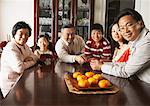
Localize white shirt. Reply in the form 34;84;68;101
0;40;38;97
101;28;150;83
55;35;85;63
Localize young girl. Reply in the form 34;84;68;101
34;34;55;65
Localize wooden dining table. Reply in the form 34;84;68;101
1;60;150;106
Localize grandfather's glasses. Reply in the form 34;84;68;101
119;22;138;32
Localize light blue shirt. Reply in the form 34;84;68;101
102;28;150;83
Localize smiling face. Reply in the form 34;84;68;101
38;37;49;51
118;15;142;41
14;28;29;46
61;28;75;44
91;29;103;43
111;24;124;42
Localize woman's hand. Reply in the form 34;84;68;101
90;59;103;70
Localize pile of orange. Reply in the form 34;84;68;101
72;71;112;88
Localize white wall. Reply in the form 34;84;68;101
0;0;34;46
135;0;150;29
94;0;106;26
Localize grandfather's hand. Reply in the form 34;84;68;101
75;55;85;64
90;59;103;70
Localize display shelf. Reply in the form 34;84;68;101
35;0;94;44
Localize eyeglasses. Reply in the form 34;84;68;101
119;22;138;32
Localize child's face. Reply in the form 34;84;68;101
91;30;103;43
38;37;49;50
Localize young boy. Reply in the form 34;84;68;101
84;23;112;61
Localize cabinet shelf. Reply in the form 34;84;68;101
77;25;89;27
39;24;51;26
77;9;89;12
40;8;52;10
59;9;70;11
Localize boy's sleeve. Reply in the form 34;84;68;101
102;38;112;59
84;41;92;56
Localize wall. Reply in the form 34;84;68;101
135;0;150;29
94;0;106;26
0;0;34;46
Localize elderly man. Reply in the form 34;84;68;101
90;8;150;83
55;24;86;64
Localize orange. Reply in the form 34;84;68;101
85;71;95;78
98;79;111;88
88;77;98;85
77;75;88;81
93;74;103;80
73;72;82;79
78;79;90;88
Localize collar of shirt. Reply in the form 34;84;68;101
90;38;103;48
129;28;149;55
129;28;149;48
12;39;24;47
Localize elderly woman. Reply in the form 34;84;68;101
0;21;38;98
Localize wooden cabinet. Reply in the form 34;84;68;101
34;0;94;45
76;0;94;41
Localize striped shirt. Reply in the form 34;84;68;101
84;37;112;60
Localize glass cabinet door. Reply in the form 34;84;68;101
76;0;94;41
77;0;89;41
35;0;94;44
58;0;71;38
39;0;53;41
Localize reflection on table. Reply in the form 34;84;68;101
1;60;150;106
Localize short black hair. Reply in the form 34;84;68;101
38;34;50;42
61;23;76;33
116;8;144;24
12;21;32;38
61;23;75;29
91;23;103;35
